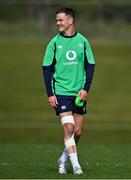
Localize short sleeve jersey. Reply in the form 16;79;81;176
43;32;95;96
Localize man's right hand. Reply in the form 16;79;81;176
48;95;58;108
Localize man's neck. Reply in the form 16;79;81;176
62;27;76;37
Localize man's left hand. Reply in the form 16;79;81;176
78;90;88;102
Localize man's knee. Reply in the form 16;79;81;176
74;127;82;137
63;123;74;137
61;115;75;139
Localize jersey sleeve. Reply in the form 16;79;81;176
85;39;95;64
83;39;95;92
42;40;55;66
42;40;56;97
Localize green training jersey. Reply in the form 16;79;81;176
43;32;95;96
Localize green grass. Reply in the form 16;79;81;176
0;144;131;179
0;37;131;178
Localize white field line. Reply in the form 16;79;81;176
0;122;131;130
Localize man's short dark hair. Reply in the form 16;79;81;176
56;7;75;19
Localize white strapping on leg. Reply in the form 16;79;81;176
65;134;76;149
61;115;75;126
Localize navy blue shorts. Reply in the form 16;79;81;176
55;95;87;115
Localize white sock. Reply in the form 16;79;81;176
59;148;68;163
69;152;80;169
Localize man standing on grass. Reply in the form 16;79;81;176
42;7;95;175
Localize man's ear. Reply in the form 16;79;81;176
69;17;73;25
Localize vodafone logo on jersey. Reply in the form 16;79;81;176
66;50;76;61
63;50;78;65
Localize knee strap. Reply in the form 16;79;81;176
61;115;75;126
65;134;76;149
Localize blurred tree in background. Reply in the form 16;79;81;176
0;0;131;39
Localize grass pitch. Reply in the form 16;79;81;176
0;144;131;179
0;37;131;179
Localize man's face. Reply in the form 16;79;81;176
56;13;73;32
